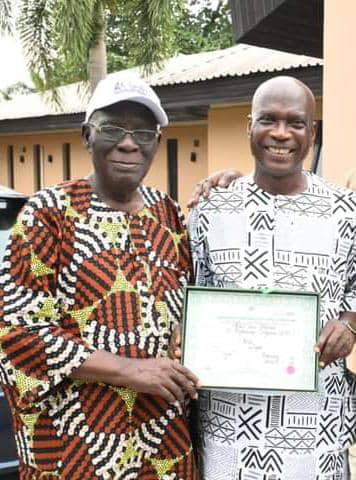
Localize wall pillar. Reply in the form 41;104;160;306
323;0;356;185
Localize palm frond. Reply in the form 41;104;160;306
17;0;58;93
126;0;183;73
0;0;13;34
17;0;97;102
52;0;96;66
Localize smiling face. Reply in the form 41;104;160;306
83;101;160;203
248;77;316;179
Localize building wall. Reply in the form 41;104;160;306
0;123;208;213
323;0;356;372
0;131;91;196
323;0;356;187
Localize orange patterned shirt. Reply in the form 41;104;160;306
0;179;198;480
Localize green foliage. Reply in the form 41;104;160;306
175;0;233;55
0;0;13;34
106;0;232;73
105;1;182;73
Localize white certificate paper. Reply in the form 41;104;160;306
182;287;319;392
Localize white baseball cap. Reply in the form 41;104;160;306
85;73;168;126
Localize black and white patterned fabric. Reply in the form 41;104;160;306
188;172;356;480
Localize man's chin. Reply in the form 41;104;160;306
257;159;303;178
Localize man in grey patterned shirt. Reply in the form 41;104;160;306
188;76;356;479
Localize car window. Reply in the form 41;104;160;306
0;193;27;474
0;228;11;263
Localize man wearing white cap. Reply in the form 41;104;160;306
0;74;200;479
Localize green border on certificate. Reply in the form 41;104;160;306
182;286;320;392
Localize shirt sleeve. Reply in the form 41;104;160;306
340;216;356;313
0;192;95;411
187;206;214;286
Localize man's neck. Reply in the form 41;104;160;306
254;170;308;195
89;174;144;213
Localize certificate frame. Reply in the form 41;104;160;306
181;286;320;393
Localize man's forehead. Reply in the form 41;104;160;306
252;78;314;117
254;89;307;108
254;101;309;116
91;101;156;124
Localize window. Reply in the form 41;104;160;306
62;143;71;180
167;139;178;201
33;144;42;191
7;146;14;189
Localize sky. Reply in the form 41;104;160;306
0;34;31;89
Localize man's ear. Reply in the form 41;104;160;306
310;120;318;146
81;123;93;152
247;114;252;137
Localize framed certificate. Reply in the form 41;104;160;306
182;286;320;392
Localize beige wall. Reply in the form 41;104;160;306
323;0;356;373
0;131;91;196
323;0;356;186
208;104;251;174
0;124;208;213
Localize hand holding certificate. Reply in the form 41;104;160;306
181;287;319;392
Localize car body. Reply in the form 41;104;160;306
0;186;28;479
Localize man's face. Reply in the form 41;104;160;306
248;86;315;177
84;101;159;196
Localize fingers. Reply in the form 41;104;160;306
162;361;200;401
159;385;179;404
319;333;344;367
162;376;187;403
173;330;181;359
167;370;198;401
187;170;243;209
314;322;334;356
202;179;214;198
217;169;243;187
174;362;201;388
316;320;355;368
136;358;200;402
168;326;182;360
187;183;204;209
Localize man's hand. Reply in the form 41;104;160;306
315;317;356;368
120;357;200;403
187;169;242;209
70;349;200;403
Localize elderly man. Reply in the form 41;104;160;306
188;76;356;479
0;74;200;479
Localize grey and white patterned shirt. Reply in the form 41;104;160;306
188;172;356;480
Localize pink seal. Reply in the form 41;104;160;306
287;366;295;375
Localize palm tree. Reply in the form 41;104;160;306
1;0;180;93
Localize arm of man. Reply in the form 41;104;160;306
0;193;96;410
187;168;242;209
315;211;356;367
70;349;199;403
0;192;199;409
67;193;200;403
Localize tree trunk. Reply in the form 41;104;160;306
88;3;107;93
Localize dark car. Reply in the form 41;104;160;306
0;186;28;479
